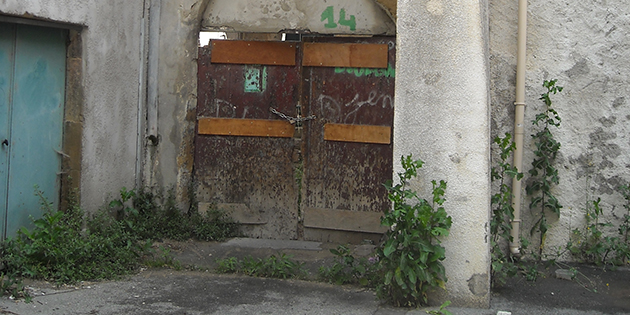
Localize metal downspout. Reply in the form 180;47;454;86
147;0;160;141
135;1;150;188
510;0;528;255
143;0;161;187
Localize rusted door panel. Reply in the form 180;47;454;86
302;37;395;242
195;45;300;239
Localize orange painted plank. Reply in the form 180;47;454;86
302;43;388;68
324;123;391;144
198;118;294;138
211;40;297;66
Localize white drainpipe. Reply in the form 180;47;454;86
510;0;528;255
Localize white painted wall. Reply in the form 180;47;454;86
394;0;491;308
0;1;144;210
490;0;630;260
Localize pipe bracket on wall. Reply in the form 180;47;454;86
147;134;160;146
2;139;8;146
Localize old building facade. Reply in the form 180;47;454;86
1;0;628;308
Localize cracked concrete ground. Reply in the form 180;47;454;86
1;238;629;315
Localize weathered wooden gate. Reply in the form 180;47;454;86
195;36;395;242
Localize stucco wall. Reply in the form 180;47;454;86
0;1;144;210
142;0;206;207
490;0;630;259
394;0;491;308
201;0;395;35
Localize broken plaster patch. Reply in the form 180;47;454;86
467;273;489;296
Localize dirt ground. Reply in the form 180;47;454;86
493;262;630;314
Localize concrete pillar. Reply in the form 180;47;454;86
394;0;491;307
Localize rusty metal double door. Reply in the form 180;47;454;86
195;36;395;241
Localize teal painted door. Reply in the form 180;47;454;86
0;23;67;239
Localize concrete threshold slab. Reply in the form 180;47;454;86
221;237;322;251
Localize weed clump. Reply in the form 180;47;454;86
128;188;238;242
567;186;630;266
0;186;238;298
378;154;452;307
1;189;148;292
318;244;380;286
215;254;306;279
314;155;453;307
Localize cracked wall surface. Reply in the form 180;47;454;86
490;0;630;259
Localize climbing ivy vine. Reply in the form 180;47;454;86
526;79;563;258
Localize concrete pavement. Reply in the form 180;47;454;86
1;238;629;315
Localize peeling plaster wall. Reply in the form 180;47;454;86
0;1;144;211
490;0;630;259
201;0;395;35
394;0;491;308
146;0;208;208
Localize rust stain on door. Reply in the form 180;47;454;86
195;46;301;239
302;36;395;243
195;37;395;243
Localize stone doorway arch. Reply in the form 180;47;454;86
193;0;398;242
148;0;396;221
199;0;396;35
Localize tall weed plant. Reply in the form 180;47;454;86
526;79;563;257
490;133;522;286
378;154;452;307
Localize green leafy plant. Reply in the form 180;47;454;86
619;185;630;254
0;185;239;301
426;300;453;315
215;257;240;273
144;247;182;270
526;79;563;258
378;154;452;307
1;189;150;287
524;264;539;281
109;187;138;220
567;195;630;266
318;245;380;286
490;133;522;286
129;188;238;242
215;254;306;279
0;268;29;301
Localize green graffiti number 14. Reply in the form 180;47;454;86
321;6;356;31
